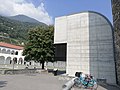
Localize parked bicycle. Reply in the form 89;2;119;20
74;72;98;90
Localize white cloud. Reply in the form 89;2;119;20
0;0;53;25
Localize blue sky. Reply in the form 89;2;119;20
0;0;113;25
44;0;113;23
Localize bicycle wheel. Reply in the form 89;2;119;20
92;83;98;90
74;78;82;88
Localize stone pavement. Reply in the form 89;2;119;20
0;73;120;90
59;75;120;90
71;82;120;90
0;73;66;90
72;85;120;90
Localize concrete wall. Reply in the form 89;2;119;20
66;13;90;75
89;13;116;83
54;16;67;44
54;11;116;84
46;61;66;69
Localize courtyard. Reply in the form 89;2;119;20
0;72;120;90
0;73;66;90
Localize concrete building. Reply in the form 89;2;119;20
54;11;116;84
0;42;24;65
112;0;120;85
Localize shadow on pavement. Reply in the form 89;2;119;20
57;70;66;75
0;81;7;88
48;69;66;75
98;82;120;90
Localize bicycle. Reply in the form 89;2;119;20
74;75;98;90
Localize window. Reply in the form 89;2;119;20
15;51;18;55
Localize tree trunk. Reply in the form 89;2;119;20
41;61;44;69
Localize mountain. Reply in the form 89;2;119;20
9;15;41;24
0;15;47;45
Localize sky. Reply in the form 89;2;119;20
0;0;113;25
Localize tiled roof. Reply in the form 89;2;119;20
0;42;23;50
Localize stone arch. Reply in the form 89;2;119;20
29;62;31;65
24;61;26;65
0;56;5;64
6;50;11;54
13;57;17;64
18;57;23;64
11;50;15;55
6;57;11;64
15;51;18;55
2;49;6;54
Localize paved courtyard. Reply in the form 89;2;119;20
72;84;120;90
0;73;66;90
0;73;120;90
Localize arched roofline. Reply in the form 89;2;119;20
75;11;113;31
56;11;113;31
86;11;113;31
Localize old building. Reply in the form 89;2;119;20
0;42;24;65
54;11;116;84
112;0;120;85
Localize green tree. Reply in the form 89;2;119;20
23;26;54;69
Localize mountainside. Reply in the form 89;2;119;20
0;15;47;45
9;15;41;24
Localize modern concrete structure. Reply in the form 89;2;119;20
54;11;116;84
112;0;120;85
0;42;24;65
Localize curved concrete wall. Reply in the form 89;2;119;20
54;11;116;84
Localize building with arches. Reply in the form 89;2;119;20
54;11;116;84
0;42;24;65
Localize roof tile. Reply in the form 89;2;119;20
0;42;23;50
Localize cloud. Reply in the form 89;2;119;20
0;0;53;25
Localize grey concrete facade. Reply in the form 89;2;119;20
54;11;116;84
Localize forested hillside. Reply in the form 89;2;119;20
0;15;47;45
9;15;41;24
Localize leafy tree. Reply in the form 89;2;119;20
23;26;55;69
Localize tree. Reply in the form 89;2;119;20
23;26;55;69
